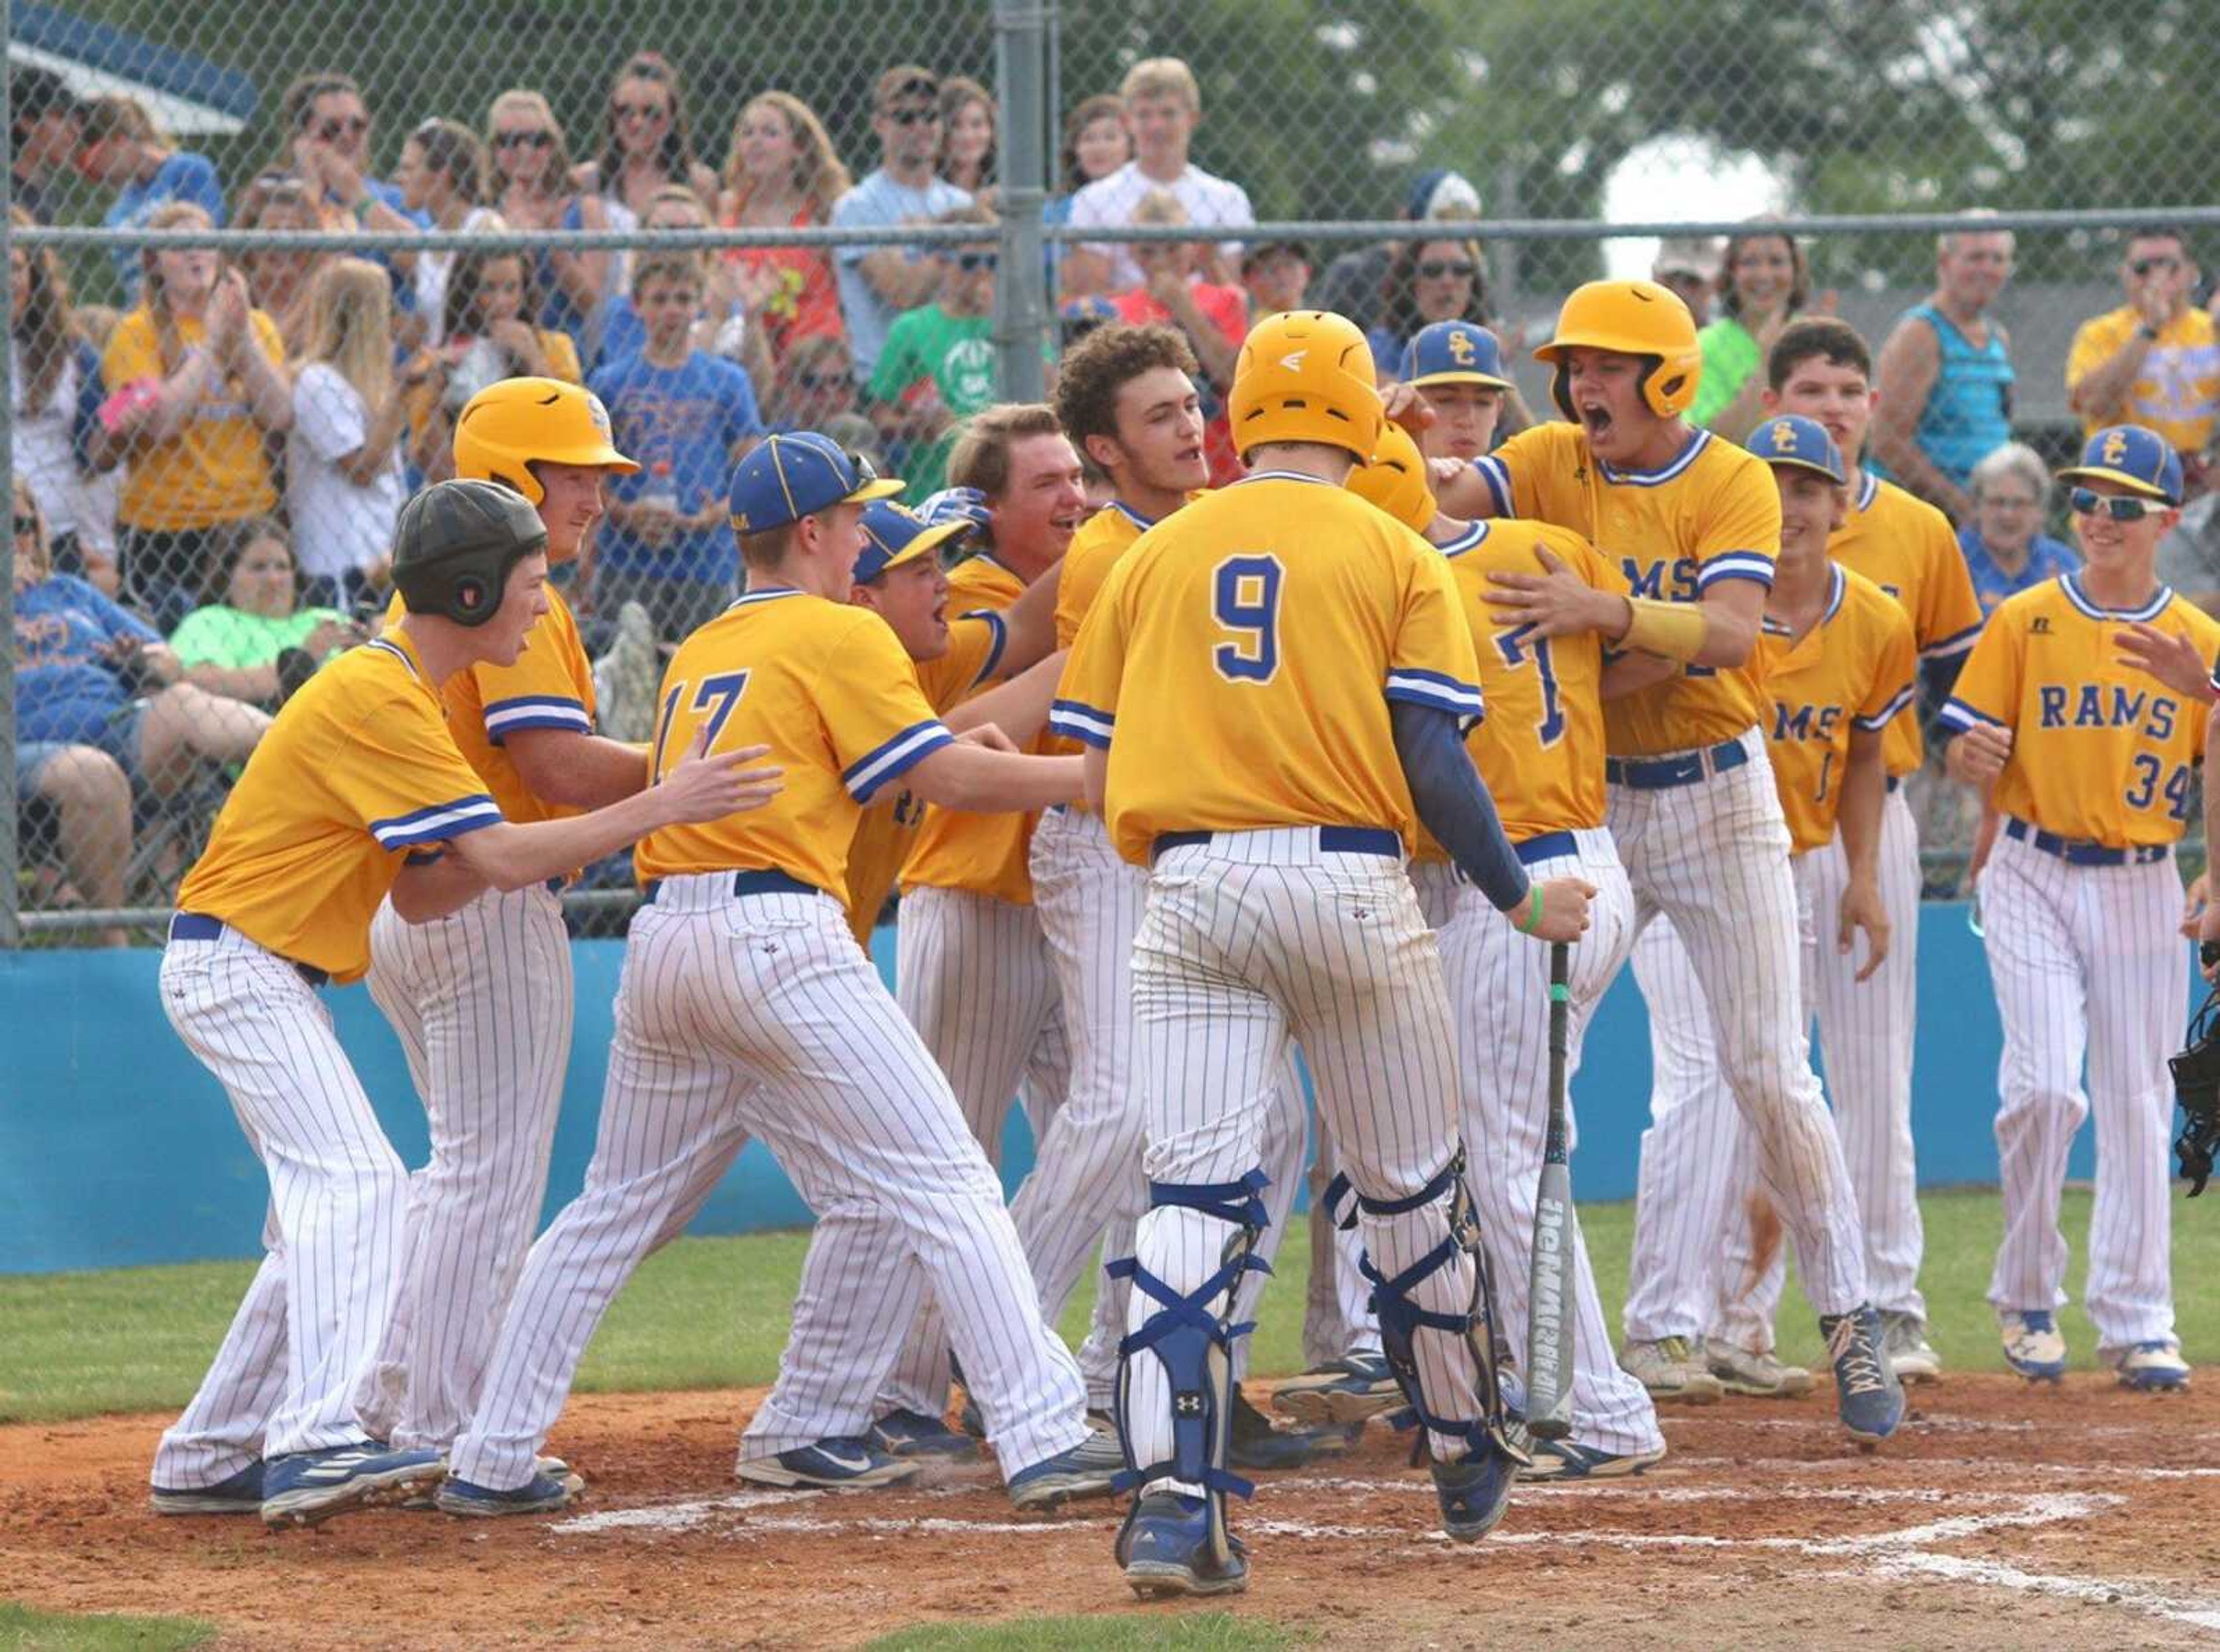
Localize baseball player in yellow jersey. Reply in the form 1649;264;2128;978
1944;425;2219;1391
1623;416;1917;1398
1054;312;1592;1595
151;480;776;1527
444;432;1125;1509
1466;278;1906;1444
1342;418;1669;1479
351;379;644;1472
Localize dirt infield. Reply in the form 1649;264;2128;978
6;1375;2220;1649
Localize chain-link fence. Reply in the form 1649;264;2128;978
6;3;2219;942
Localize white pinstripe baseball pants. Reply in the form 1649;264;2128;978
445;881;1090;1491
154;929;407;1481
356;883;574;1451
1982;832;2185;1350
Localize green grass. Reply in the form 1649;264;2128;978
0;1602;214;1650
864;1614;1304;1651
4;1188;2217;1426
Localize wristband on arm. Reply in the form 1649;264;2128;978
1619;597;1710;662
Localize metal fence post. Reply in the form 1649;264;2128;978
1;59;20;951
993;0;1050;404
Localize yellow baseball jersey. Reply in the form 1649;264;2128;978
104;307;286;531
1941;574;2220;848
899;554;1048;906
1759;565;1917;854
1056;497;1207;649
1052;471;1484;869
2065;305;2220;454
637;587;954;892
1829;471;1983;776
382;585;605;827
1423;518;1626;854
843;610;1009;944
174;629;505;982
1474;421;1781;758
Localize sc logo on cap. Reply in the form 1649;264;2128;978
1770;420;1800;454
1448;330;1477;365
2103;429;2130;465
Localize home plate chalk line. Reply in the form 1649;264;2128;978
545;1476;2220;1634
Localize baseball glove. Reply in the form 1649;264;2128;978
2169;976;2220;1195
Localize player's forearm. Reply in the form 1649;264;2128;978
945;652;1064;743
1600;650;1679;701
1390;700;1529;912
450;791;671;890
1837;736;1887;887
910;746;1085;813
509;728;650;810
1434;462;1497;520
2069;339;2152;420
390;852;493;923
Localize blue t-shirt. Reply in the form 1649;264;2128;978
1958;525;2079;618
13;575;161;746
592;294;646;377
828;169;974;379
589;351;765;583
106;153;226;301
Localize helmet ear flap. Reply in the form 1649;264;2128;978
1643;356;1690;419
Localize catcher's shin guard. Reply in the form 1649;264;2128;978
1111;1171;1271;1572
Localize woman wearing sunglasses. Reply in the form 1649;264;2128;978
574;51;719;225
1940;424;2218;1399
1367;236;1492;387
486;88;623;360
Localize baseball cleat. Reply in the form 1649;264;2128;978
2110;1341;2191;1392
1999;1309;2067;1383
736;1436;919;1491
868;1407;979;1462
1117;1492;1249;1598
1228;1391;1340;1470
1431;1440;1520;1541
436;1470;576;1517
1270;1353;1403;1427
1619;1336;1725;1404
1006;1427;1123;1510
150;1459;264;1515
1881;1312;1944;1384
259;1442;446;1528
1822;1305;1906;1444
1520;1438;1667;1481
1704;1338;1816;1398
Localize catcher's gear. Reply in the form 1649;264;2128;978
1347;420;1437;533
1228;310;1383;462
2170;986;2220;1195
452;377;637;503
390;478;549;627
1534;278;1703;421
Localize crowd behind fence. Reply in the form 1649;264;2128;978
6;4;2220;943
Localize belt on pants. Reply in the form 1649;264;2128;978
2004;816;2168;868
167;912;330;987
1605;737;1749;790
1150;826;1402;864
1514;829;1578;866
639;868;826;903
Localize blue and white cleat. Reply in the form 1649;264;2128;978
1823;1305;1906;1444
260;1443;446;1528
1431;1440;1519;1540
2111;1341;2191;1392
1118;1492;1249;1598
151;1459;264;1515
868;1407;979;1462
1006;1428;1123;1510
436;1470;577;1517
1520;1438;1667;1481
1999;1309;2068;1383
735;1436;918;1491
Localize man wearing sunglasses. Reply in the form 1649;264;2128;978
866;204;1005;495
1940;424;2220;1395
2067;229;2219;501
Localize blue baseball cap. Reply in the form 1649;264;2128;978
1400;320;1511;390
2058;424;2184;505
728;431;904;536
1059;296;1119;324
1749;413;1845;485
854;499;970;584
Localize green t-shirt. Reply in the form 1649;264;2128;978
168;604;352;672
1691;317;1759;431
868;303;1000;497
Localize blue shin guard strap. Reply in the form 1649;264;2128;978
1106;1254;1259;1499
1322;1172;1359;1232
1145;1168;1272;1230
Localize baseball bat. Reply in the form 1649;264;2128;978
1525;942;1575;1440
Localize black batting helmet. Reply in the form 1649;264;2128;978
389;479;548;627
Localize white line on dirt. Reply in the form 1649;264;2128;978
1855;1554;2220;1634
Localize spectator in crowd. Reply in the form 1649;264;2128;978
1871;217;2017;521
289;258;409;612
276;71;427;242
939;75;996;199
1063;57;1253;294
1689;223;1830;440
868;204;1005;497
1046;93;1128;294
2066;227;2219;495
10;66;81;223
1956;441;2078;617
1309;167;1481;336
1059;294;1118;354
169;517;365;703
100;202;291;632
1652;236;1721;325
1367;235;1490;383
589;251;766;638
830;65;975;384
764;332;860;434
1104;190;1246;484
406;247;583;479
575;51;719;223
486;88;623;361
10;210;106;585
716;91;851;365
595;184;775;395
394;118;501;347
1241;238;1311;320
74;96;225;303
231;170;331;358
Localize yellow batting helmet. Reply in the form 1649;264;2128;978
1533;279;1703;421
1347;420;1436;533
453;377;639;503
1228;310;1383;462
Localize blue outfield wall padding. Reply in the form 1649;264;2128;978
0;904;2184;1273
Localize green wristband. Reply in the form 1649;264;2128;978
1516;884;1544;935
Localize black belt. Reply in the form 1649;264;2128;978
2004;817;2168;868
1605;738;1749;790
167;913;330;987
1151;826;1402;864
640;869;826;903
